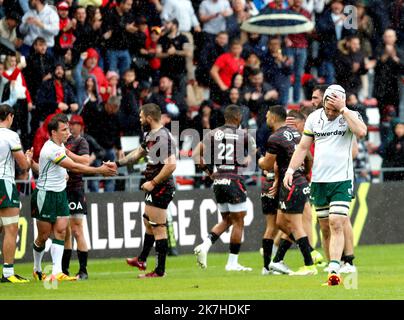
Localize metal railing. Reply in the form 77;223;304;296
14;167;404;195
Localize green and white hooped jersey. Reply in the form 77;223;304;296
0;128;22;183
37;140;67;192
304;108;362;183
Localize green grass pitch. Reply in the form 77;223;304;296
1;244;403;300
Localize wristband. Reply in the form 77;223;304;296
340;107;349;115
115;160;123;168
286;168;295;175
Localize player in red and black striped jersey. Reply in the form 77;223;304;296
111;103;177;278
62;115;91;280
193;105;257;272
259;105;317;276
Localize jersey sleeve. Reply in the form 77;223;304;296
303;113;315;137
266;134;282;155
77;138;90;156
9;132;22;152
50;145;67;164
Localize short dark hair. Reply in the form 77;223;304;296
33;37;46;46
313;84;328;95
224;104;242;122
141;103;161;122
288;109;306;121
0;104;14;121
269;105;287;121
47;113;68;136
230;38;242;47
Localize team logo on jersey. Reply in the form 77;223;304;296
339;117;346;125
283;131;294;141
214;130;225;141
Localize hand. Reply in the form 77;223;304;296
43;73;52;81
219;83;229;91
103;160;118;170
89;153;97;164
283;173;293;190
17;56;27;70
141;180;155;192
70;103;79;112
103;30;112;40
167;46;176;55
58;102;69;111
126;22;138;33
326;93;346;112
285;116;297;128
194;25;202;33
80;52;88;60
99;163;117;177
352;62;360;73
268;179;278;197
385;44;396;56
28;102;34;112
251;91;262;100
25;147;33;165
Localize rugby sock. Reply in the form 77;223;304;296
296;236;314;266
273;239;293;263
50;239;65;275
33;242;45;272
62;249;72;275
329;260;341;274
272;244;278;258
208;232;219;244
77;250;88;273
227;253;239;266
3;264;14;278
155;239;168;276
342;254;355;265
289;233;295;242
262;239;274;269
139;233;155;262
229;243;241;255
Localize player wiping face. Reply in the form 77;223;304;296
323;94;345;121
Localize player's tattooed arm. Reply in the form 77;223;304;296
115;146;147;167
193;141;214;178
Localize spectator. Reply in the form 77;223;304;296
35;63;79;121
242;32;268;61
19;0;60;57
195;30;229;87
373;29;404;118
356;1;374;58
226;0;251;41
382;121;404;181
81;76;103;139
243;52;261;84
316;0;355;84
32;113;55;162
285;0;311;103
156;18;191;95
210;38;245;104
3;54;33;148
106;70;120;99
143;26;162;84
85;6;104;52
72;6;92;54
334;35;376;97
102;0;135;76
161;0;201;80
199;0;233;46
55;1;75;54
118;69;141;136
132;0;163;27
267;0;289;10
262;36;293;105
89;95;123;192
137;80;153;106
226;87;250;128
244;68;278;119
149;75;188;128
0;11;22;48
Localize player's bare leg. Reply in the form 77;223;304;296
127;216;154;271
225;212;252;271
33;220;52;280
262;214;278;274
327;214;347;285
319;218;331;262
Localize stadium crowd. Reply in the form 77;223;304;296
1;0;404;190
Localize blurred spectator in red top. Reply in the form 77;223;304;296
210;38;245;104
84;48;109;101
32;113;55;162
55;1;76;53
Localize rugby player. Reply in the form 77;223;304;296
259;106;317;276
193;105;257;271
62;115;90;280
284;85;367;285
28;114;116;281
115;103;177;278
0;105;30;283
